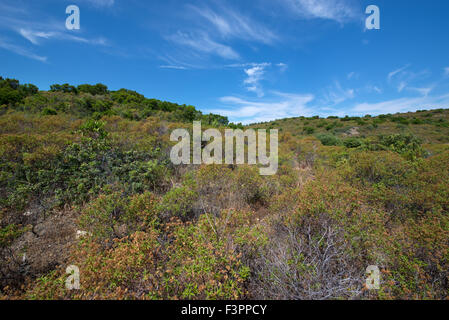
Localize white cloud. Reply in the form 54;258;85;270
18;28;108;47
66;35;108;46
83;0;115;7
276;63;288;72
321;81;355;105
226;62;287;97
388;65;431;93
19;29;55;44
243;63;271;97
213;92;315;124
406;86;433;96
388;65;410;82
282;0;358;23
19;29;55;45
397;81;407;92
159;65;187;70
351;94;449;115
158;54;202;70
0;39;47;62
189;5;278;44
167;31;239;60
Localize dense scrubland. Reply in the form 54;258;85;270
0;76;448;300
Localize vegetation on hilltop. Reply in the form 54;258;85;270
0;76;237;127
0;76;448;300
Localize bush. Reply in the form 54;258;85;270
79;191;128;240
345;151;413;186
303;126;315;135
0;119;170;210
250;213;363;299
41;107;57;116
366;134;424;160
77;84;109;95
50;84;78;94
79;190;160;241
157;185;198;220
316;133;341;146
343;138;362;148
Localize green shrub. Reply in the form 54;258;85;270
343;138;362;148
345;151;413;186
365;134;424;160
303;126;315;135
157;185;198;219
41;107;57;116
316;133;341;146
79;191;128;240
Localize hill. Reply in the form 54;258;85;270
1;76;448;300
250;109;449;145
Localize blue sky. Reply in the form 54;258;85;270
1;0;449;124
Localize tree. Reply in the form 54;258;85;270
78;83;108;95
50;83;78;94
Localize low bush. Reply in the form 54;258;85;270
316;133;341;146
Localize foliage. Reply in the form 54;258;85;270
1;76;449;300
316;133;341;146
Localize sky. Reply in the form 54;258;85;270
1;0;449;124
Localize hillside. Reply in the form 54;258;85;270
1;76;448;300
250;109;449;145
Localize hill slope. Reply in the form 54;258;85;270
1;76;448;300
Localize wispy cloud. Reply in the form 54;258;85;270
277;63;288;72
397;81;407;92
226;62;288;97
213;92;314;124
18;28;109;46
189;5;278;44
281;0;359;23
0;0;110;62
19;29;55;45
159;65;187;70
347;71;358;80
365;85;382;94
387;65;431;93
243;63;271;97
351;94;449;115
406;86;433;96
388;65;410;82
0;38;47;62
167;31;239;60
444;67;449;77
321;81;355;105
164;3;278;64
82;0;115;7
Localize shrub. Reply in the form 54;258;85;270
366;134;424;160
41;107;57;116
157;184;198;220
78;191;128;240
343;138;363;148
77;84;109;95
325;122;337;131
345;151;413;186
303;126;315;135
250;213;363;299
316;133;341;146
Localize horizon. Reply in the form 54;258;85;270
1;0;449;124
